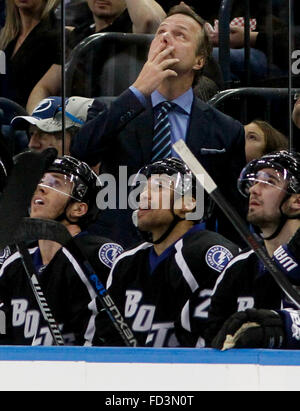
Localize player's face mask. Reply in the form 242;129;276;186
240;168;290;197
38;173;80;201
132;173;194;210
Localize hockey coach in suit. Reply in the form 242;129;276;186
71;3;246;247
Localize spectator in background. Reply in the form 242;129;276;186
160;0;289;83
68;0;166;50
0;0;61;108
11;96;96;156
26;0;167;113
205;1;289;82
244;120;288;163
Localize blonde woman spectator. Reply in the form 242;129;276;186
245;120;288;163
0;0;61;108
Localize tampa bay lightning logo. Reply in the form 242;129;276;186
33;97;69;118
99;243;124;269
205;245;233;273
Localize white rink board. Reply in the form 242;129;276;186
0;347;300;391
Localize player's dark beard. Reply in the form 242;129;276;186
247;211;282;232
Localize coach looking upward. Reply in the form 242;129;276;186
71;3;246;248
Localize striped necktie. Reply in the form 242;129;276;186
151;101;173;162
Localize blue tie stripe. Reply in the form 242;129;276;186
152;131;171;151
152;145;172;161
152;101;173;162
153;123;170;141
154;116;168;131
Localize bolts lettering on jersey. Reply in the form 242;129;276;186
145;322;175;347
125;290;142;318
12;299;41;338
237;296;254;312
124;291;174;345
132;305;156;332
12;299;28;326
32;326;55;346
24;309;40;339
288;310;300;341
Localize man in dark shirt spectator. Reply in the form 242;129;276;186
26;0;166;113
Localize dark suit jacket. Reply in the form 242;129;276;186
71;88;246;247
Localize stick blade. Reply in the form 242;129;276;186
0;149;57;250
13;218;72;246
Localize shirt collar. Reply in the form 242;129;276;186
151;88;193;115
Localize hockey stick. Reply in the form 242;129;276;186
0;149;65;345
16;242;64;346
173;139;300;309
13;217;138;347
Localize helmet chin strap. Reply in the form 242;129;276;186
132;209;186;245
55;198;78;226
261;193;300;241
152;213;185;245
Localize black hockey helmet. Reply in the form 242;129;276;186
131;157;214;244
45;155;100;227
238;150;300;240
238;150;300;197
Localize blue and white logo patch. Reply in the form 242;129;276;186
99;243;124;269
205;245;233;273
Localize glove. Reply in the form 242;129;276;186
211;309;285;350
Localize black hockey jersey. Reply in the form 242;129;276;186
202;228;300;347
0;233;123;346
94;224;240;347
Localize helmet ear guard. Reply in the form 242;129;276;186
46;156;101;228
